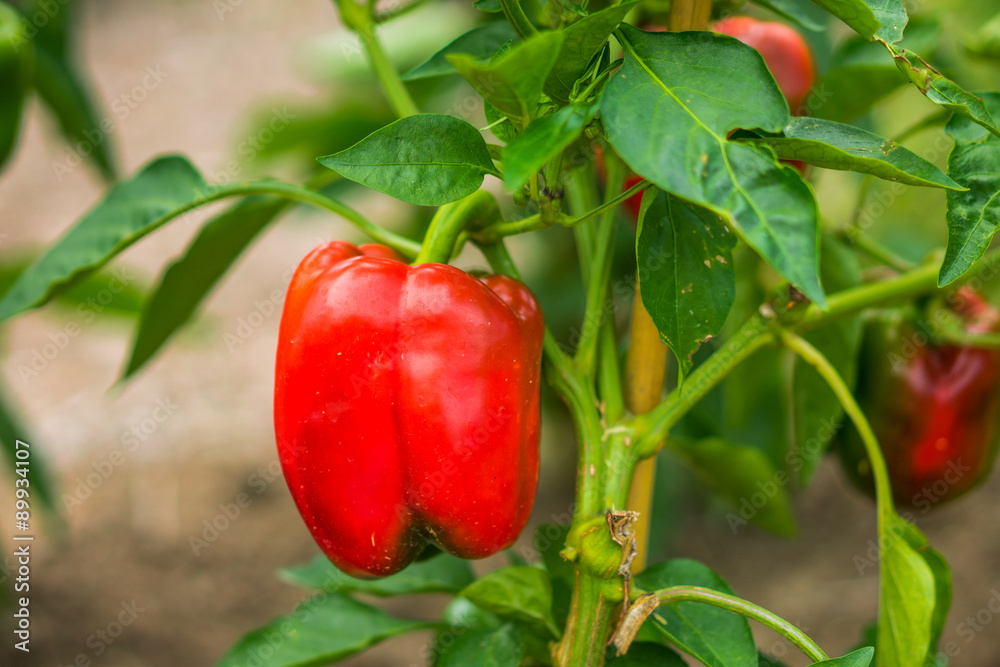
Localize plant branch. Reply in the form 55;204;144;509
616;587;828;661
500;0;538;39
198;181;421;257
415;190;500;264
778;331;895;513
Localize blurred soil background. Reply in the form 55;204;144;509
0;0;999;665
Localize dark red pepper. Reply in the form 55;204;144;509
838;291;1000;509
274;241;544;577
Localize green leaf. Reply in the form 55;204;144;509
0;254;147;321
667;437;797;537
123;196;288;379
877;515;936;667
448;30;564;120
403;21;517;80
544;2;637;102
750;117;962;190
638;191;736;376
793;235;863;484
892;48;1000;140
0;155;208;324
436;623;525;666
813;647;875;667
503;104;596;191
868;0;908;44
940;92;1000;285
30;0;117;181
280;552;475;596
602;27;825;305
459;566;559;638
484;100;518;144
605;642;687;666
805;0;881;40
215;592;433;667
918;545;952;662
0;2;30;170
809;19;940;123
0;382;59;515
317;114;497;206
635;559;757;666
474;0;502;12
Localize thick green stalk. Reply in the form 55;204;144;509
552;573;619;666
415;190;500;264
499;0;538;39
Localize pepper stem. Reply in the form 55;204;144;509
415;191;501;265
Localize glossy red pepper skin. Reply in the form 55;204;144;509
274;241;544;578
712;17;815;113
838;304;1000;508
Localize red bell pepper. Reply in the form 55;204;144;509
274;241;544;578
838;291;1000;508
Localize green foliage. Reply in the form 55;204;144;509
0;2;30;171
603;26;825;305
318;114;498;205
750;118;962;189
634;559;757;666
280;551;475;596
215;592;434;667
458;566;560;638
941;93;1000;284
449;31;563;121
503;103;596;191
0;156;206;323
637;190;736;375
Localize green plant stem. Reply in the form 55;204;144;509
334;0;419;118
599;318;625;424
414;190;501;264
563;179;648;227
651;586;828;661
552;572;619;666
566;168;598;287
631;315;772;458
778;331;895;516
135;181;421;258
575;165;621;378
499;0;537;39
